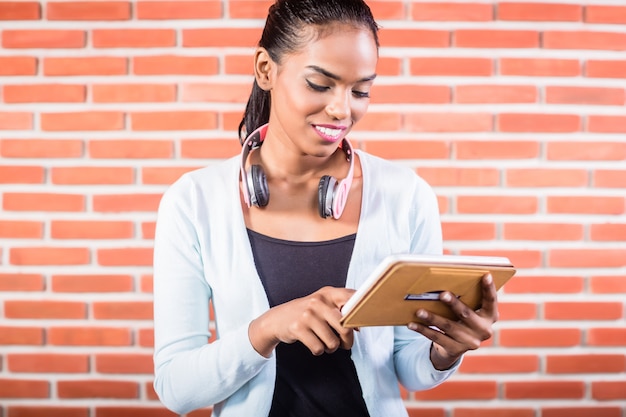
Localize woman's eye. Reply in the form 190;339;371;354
306;80;329;92
352;90;370;99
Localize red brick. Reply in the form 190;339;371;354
414;381;497;400
0;139;83;158
0;166;44;184
52;274;134;293
547;141;626;161
0;273;43;291
406;409;444;417
506;168;587;187
0;112;33;130
503;223;583;241
591;381;626;400
498;3;581;21
41;112;124;131
140;275;153;293
406;113;492;132
498;113;580;132
48;327;132;346
142;167;199;185
97;248;153;267
590;276;626;294
93;301;153;320
504;276;584;294
595;170;626;188
3;84;86;103
372;84;451;104
141;222;156;240
497;302;538;320
95;354;153;374
459;354;538;373
455;30;538;48
51;220;134;239
137;1;221;19
51;167;134;185
456;85;536;103
2;30;85;48
500;58;580;76
182;82;252;103
3;192;84;212
133;55;218;75
504;381;584;399
93;84;176;103
5;406;89;417
131;111;217;131
0;2;40;19
95;407;177;417
8;354;89;373
587;328;626;346
5;300;86;319
227;0;272;18
57;380;138;399
455;409;534;417
378;29;450;47
588;115;626;133
92;194;162;212
547;196;624;215
499;328;581;347
410;57;492;76
89;139;173;159
183;28;261;47
44;57;127;76
417;167;499;186
586;5;626;24
457;195;538;214
93;29;175;48
224;54;254;75
546;354;626;373
138;328;154;347
544;301;623;320
550;248;626;268
0;326;44;345
412;3;492;21
586;60;626;79
0;379;49;398
542;407;622;417
47;1;130;20
546;86;625;106
590;223;626;241
544;31;626;51
180;139;244;159
455;140;539;160
0;56;37;75
441;222;496;241
10;247;90;266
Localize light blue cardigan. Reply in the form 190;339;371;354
153;150;460;416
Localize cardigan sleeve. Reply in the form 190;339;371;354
152;175;270;415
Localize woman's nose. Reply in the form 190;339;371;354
326;89;351;121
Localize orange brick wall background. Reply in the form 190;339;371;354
1;1;625;416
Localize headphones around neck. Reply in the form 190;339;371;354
240;124;355;219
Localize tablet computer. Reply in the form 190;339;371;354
340;254;516;328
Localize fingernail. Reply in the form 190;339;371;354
408;323;418;331
485;273;493;284
441;292;452;302
417;309;427;319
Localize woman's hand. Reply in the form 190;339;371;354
248;286;356;358
407;273;499;370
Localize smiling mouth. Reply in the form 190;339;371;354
314;125;344;141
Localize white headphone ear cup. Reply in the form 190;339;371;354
317;175;337;218
248;165;269;207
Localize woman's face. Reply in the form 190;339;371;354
266;24;378;158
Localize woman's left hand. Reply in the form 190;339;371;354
407;273;499;370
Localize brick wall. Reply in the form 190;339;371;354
0;1;625;416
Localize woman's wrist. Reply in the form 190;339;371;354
248;313;279;358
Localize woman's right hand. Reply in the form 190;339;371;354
248;286;356;357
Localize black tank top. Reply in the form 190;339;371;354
247;229;370;417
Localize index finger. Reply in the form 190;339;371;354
478;273;498;321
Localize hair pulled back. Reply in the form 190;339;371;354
237;0;379;144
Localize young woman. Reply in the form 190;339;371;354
152;0;499;416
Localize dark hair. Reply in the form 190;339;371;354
237;0;379;144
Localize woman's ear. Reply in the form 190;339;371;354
254;48;275;91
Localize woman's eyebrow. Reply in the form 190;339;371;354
306;65;377;83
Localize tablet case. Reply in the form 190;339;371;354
340;254;516;328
